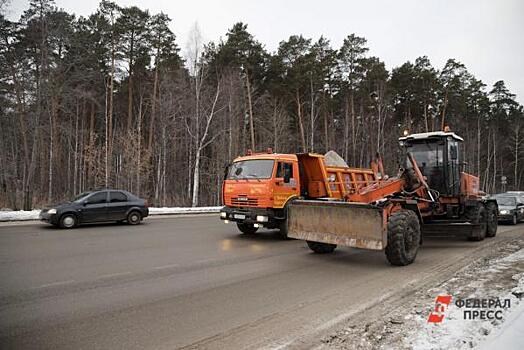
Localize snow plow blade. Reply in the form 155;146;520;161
287;200;386;250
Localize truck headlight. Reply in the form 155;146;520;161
48;209;57;214
499;210;509;215
220;212;227;218
256;215;268;222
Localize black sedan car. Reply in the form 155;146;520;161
39;189;149;229
494;195;524;225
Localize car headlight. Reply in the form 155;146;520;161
47;208;57;214
256;215;268;222
500;210;509;215
220;212;227;218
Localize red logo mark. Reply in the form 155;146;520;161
427;295;452;323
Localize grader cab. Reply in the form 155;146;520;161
287;130;498;266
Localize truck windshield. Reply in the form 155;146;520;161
228;160;275;180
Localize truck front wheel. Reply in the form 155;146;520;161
385;210;421;266
237;222;258;234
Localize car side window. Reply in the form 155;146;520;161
110;192;128;203
276;162;293;178
87;192;107;204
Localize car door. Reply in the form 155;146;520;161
107;191;129;220
81;191;109;222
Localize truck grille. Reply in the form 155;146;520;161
231;196;259;207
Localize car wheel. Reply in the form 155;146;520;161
127;211;142;225
59;213;77;229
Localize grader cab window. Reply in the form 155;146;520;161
404;141;446;195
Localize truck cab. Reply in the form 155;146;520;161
220;151;300;236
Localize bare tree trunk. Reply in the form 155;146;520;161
350;91;356;164
191;84;220;207
137;95;142;196
441;89;448;131
344;97;349;161
296;90;306;152
245;69;255;150
148;54;159;151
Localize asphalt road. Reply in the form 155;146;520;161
0;216;521;350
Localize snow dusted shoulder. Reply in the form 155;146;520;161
148;207;221;215
408;247;524;350
0;210;42;222
0;207;221;222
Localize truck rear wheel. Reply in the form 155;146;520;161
237;222;258;235
465;204;487;241
306;241;337;254
385;210;420;266
486;202;498;237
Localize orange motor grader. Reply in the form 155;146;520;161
287;129;498;266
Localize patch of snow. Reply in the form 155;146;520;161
148;206;221;215
0;207;222;222
0;210;42;221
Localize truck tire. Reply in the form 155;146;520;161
306;241;337;254
465;204;487;241
237;222;258;234
485;202;498;237
278;219;289;239
385;210;420;266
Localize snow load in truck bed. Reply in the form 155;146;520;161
323;150;349;168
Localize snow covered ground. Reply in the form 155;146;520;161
319;238;524;350
407;247;524;350
0;207;221;222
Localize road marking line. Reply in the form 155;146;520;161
153;263;180;270
36;279;75;288
99;271;132;279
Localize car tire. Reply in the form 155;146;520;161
127;211;142;225
59;213;77;229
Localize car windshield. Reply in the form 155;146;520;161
496;197;516;206
73;191;92;202
227;160;275;180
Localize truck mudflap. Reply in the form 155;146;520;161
287;200;386;250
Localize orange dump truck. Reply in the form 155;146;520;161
220;149;382;237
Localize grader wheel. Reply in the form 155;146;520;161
465;204;487;241
385;210;421;266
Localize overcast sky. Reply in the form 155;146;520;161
7;0;524;104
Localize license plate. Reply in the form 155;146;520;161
234;214;246;219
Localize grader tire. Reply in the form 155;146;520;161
485;202;498;238
385;210;421;266
306;241;337;254
465;204;487;241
